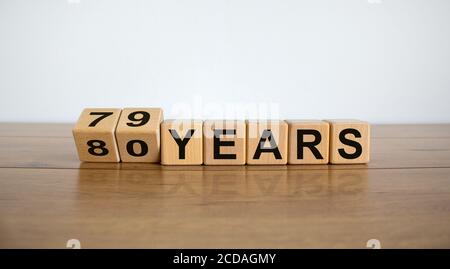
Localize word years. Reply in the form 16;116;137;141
73;108;370;165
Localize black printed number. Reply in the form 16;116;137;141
126;140;148;157
87;140;109;156
88;112;114;127
127;111;150;127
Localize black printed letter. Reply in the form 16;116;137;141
338;128;362;159
169;129;195;159
253;129;282;160
214;129;236;159
297;129;323;160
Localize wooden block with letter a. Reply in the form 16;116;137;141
115;108;163;163
72;108;122;162
203;120;246;165
287;120;329;164
327;119;370;164
246;120;288;165
161;120;203;165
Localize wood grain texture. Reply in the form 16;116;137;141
2;135;450;169
0;123;450;248
1;167;450;248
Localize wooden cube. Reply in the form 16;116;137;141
287;120;329;164
327;120;370;164
161;120;203;165
203;120;246;165
115;108;163;163
246;120;288;165
72;108;122;162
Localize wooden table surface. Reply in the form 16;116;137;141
1;123;450;248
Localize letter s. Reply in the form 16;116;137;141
338;128;362;159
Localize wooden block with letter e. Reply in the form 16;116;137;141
287;120;329;164
203;120;246;165
72;108;122;162
327;119;370;164
246;120;288;165
161;120;203;165
115;108;163;163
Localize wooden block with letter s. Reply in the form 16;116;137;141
72;108;122;162
327;119;370;164
161;120;203;165
246;120;288;165
115;108;164;163
203;120;246;165
287;120;329;164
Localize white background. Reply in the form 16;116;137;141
1;0;449;123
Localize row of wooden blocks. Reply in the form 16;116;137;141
73;108;370;165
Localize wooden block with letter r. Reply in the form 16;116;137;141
246;120;288;165
327;119;370;164
287;120;329;164
161;120;203;165
115;108;164;163
203;120;246;165
72;108;122;162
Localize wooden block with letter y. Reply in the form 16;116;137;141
72;108;122;162
287;120;329;164
327;120;370;164
115;108;163;163
203;120;246;165
161;120;203;165
246;120;288;165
